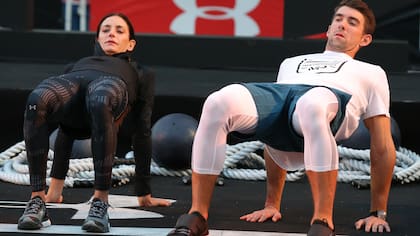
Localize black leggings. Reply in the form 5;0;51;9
23;71;129;192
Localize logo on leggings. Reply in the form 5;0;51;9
297;59;347;74
171;0;261;36
28;105;37;110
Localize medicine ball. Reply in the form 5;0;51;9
338;116;401;149
49;129;92;158
152;113;198;170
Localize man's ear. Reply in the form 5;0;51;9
326;25;331;38
359;34;372;47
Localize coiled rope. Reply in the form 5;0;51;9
1;140;420;188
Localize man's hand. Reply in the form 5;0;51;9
137;194;172;207
355;215;391;233
239;206;281;223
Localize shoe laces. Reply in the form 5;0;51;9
25;197;44;215
88;199;109;218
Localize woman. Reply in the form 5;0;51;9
17;13;170;233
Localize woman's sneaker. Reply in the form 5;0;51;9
17;196;51;230
81;198;110;233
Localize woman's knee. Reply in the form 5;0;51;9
24;91;49;119
87;94;111;115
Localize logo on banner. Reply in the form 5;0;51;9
89;0;283;37
171;0;260;36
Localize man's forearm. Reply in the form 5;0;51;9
264;149;287;209
369;147;396;212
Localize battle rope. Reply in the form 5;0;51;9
1;140;420;188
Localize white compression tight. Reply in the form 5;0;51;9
192;85;339;174
291;87;340;171
192;84;258;174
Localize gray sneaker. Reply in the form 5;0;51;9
17;196;51;230
81;198;110;233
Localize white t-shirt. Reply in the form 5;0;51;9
276;50;390;140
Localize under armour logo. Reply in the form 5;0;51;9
171;0;261;36
28;104;37;110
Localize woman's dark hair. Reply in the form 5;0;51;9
96;12;136;40
334;0;376;35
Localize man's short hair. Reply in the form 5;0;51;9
334;0;376;35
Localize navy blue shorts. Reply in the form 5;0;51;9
241;83;351;152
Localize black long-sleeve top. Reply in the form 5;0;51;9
65;43;155;196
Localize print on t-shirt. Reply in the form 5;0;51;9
297;59;347;73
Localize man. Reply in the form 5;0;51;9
167;0;396;235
